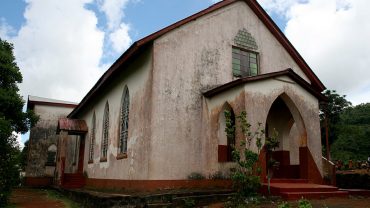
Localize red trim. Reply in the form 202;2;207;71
69;0;325;118
85;178;232;191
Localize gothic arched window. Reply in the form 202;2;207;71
101;102;109;161
88;112;96;163
118;86;129;157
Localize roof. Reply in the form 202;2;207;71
56;118;88;134
203;69;327;101
69;0;325;118
27;95;78;110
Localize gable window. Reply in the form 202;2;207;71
233;28;259;77
232;47;258;77
88;112;96;163
118;86;130;159
101;102;109;162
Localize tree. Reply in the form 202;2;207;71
0;38;38;206
331;103;370;161
319;90;351;157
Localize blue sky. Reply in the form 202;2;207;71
1;0;369;146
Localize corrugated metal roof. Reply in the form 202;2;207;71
27;95;78;110
57;118;88;134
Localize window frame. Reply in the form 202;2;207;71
232;45;260;78
117;86;130;160
88;112;96;164
100;102;110;162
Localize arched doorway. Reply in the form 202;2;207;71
265;93;307;179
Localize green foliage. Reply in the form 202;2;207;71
265;129;279;194
187;172;205;180
209;171;229;180
0;38;39;206
224;110;236;141
183;198;195;208
225;111;263;199
277;201;290;208
320;90;352;148
298;198;312;208
330;103;370;161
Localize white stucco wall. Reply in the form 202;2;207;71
148;1;314;179
205;76;322;176
80;49;153;180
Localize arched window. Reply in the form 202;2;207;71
218;103;235;162
101;102;109;161
119;86;130;156
88;112;96;163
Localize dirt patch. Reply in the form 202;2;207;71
10;188;65;208
209;196;370;208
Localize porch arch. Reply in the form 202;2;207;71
265;93;307;179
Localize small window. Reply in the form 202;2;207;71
45;144;57;166
232;47;259;77
88;112;96;163
101;102;109;161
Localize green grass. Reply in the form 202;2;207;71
45;189;80;208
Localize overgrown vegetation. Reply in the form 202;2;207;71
187;172;206;180
224;110;271;207
0;38;38;206
46;189;80;208
320;90;370;161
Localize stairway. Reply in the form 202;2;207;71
62;173;85;189
262;179;349;200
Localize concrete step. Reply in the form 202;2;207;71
147;202;173;208
340;189;370;197
280;190;349;200
270;179;309;183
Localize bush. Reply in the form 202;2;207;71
298;198;312;208
209;171;229;180
336;173;370;189
187;172;205;180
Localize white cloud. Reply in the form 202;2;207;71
0;18;15;40
98;0;133;54
109;23;132;53
11;0;105;102
280;0;370;105
257;0;308;16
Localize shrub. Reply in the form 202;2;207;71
209;171;229;180
298;198;312;208
187;172;205;180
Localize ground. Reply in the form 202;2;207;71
9;188;78;208
209;196;370;208
8;188;370;207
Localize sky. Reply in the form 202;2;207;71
1;0;370;145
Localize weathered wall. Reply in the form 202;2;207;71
80;48;153;180
148;1;313;179
26;105;74;177
75;1;323;181
206;76;322;177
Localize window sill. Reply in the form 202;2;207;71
100;157;107;162
116;153;127;160
88;160;94;164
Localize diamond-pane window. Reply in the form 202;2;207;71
119;86;130;154
101;102;109;159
